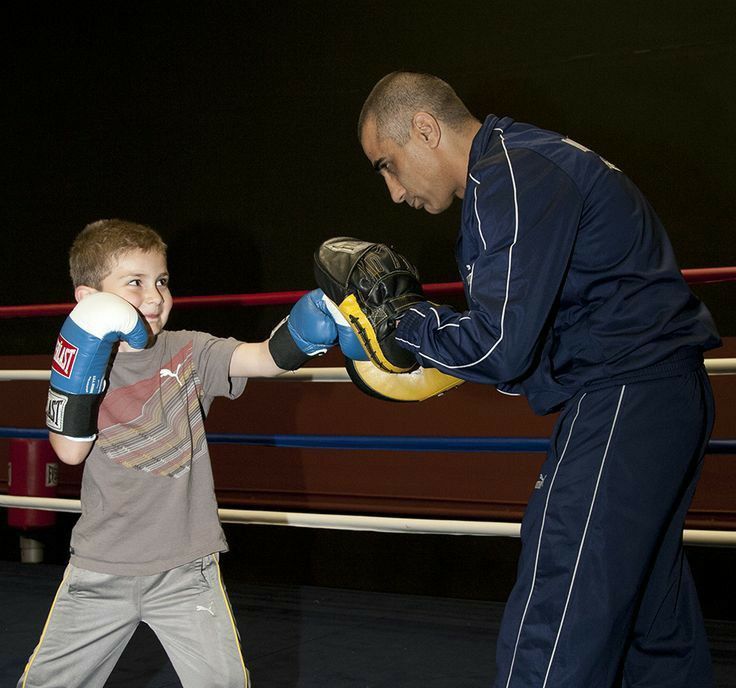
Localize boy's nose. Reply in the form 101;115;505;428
144;287;164;304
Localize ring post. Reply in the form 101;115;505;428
7;439;58;563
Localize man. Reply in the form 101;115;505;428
358;72;721;687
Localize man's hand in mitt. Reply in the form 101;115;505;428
314;237;423;373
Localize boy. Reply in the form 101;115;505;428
19;218;345;688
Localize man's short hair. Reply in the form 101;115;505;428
69;219;167;289
359;71;475;145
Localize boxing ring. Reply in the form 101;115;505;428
1;267;735;547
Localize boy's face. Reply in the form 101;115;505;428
91;248;173;340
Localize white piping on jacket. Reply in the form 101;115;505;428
414;129;519;372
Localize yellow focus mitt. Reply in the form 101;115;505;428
345;358;464;402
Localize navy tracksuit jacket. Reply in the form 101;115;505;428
397;116;721;687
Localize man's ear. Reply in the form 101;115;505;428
412;111;441;149
74;285;98;303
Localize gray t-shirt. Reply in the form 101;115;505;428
69;330;247;575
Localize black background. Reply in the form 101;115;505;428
2;2;736;632
3;1;735;353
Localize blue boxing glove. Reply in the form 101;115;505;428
318;294;370;361
46;291;149;438
286;289;338;357
268;289;368;370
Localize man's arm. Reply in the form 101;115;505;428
397;148;582;384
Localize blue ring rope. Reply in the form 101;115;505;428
0;428;734;454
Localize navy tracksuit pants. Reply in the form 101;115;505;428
494;361;715;688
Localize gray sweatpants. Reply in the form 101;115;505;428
17;554;250;688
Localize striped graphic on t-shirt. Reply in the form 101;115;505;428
97;343;207;478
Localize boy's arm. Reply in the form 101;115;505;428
230;288;366;378
49;434;94;466
46;291;148;465
230;289;374;377
229;340;285;378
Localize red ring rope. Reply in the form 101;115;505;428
1;267;734;319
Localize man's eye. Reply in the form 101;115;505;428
375;160;391;175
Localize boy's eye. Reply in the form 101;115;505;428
128;279;142;287
157;277;169;287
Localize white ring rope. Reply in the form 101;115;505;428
1;358;735;382
0;367;352;382
2;359;734;545
0;495;733;545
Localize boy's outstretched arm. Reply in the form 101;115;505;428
229;340;285;378
230;288;366;378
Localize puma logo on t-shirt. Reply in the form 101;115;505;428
160;364;184;387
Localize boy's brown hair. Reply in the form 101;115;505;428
69;219;167;289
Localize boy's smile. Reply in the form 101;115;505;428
88;248;173;348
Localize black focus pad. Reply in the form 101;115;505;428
314;237;424;373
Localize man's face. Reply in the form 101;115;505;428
360;117;458;215
96;248;173;340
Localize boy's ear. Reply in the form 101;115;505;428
74;285;98;303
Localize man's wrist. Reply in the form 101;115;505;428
396;301;430;339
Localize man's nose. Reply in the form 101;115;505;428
384;175;406;204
